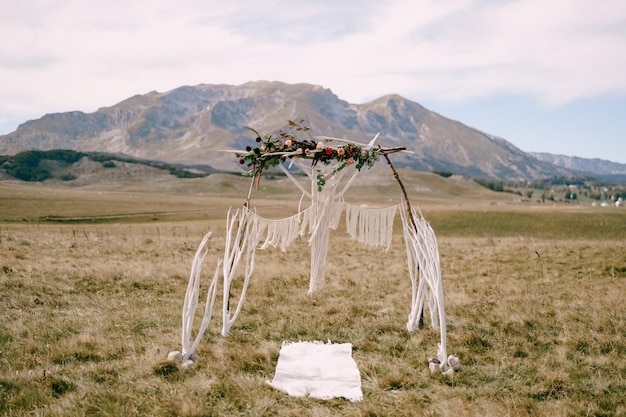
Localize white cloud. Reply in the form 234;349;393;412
0;0;625;127
328;0;626;105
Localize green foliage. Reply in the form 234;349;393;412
87;154;117;163
167;167;204;178
0;149;209;181
6;165;51;181
0;150;85;181
88;153;207;178
531;175;597;188
41;149;85;163
475;178;505;192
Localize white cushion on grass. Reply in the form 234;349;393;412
267;341;363;402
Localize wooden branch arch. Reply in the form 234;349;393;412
168;126;460;376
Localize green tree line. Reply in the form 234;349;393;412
0;150;208;182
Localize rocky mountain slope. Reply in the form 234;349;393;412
0;81;573;181
531;152;626;185
531;152;626;175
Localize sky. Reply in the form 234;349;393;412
1;0;626;163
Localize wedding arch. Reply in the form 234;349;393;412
167;120;460;376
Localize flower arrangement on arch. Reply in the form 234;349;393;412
236;119;381;191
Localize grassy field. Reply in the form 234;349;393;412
1;174;625;416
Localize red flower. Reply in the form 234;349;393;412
325;147;333;156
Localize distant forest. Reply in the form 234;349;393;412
0;149;211;182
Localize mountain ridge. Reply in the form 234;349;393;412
530;152;626;175
0;81;609;181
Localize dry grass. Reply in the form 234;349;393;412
1;179;625;416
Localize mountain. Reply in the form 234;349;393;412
531;152;626;185
0;81;573;181
530;152;626;175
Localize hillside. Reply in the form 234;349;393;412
0;81;572;181
0;150;211;184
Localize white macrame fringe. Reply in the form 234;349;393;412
400;199;458;373
345;203;398;250
256;210;305;252
169;231;220;369
329;201;344;231
222;207;262;336
304;163;350;294
308;201;333;294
